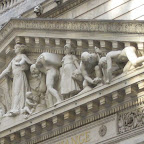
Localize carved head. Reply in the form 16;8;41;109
30;64;40;77
34;5;43;16
95;46;102;54
81;52;91;63
14;43;27;54
26;91;33;99
99;57;107;68
64;43;75;55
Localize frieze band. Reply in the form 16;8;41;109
1;19;144;42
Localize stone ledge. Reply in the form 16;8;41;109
1;18;144;43
0;66;144;141
99;125;144;144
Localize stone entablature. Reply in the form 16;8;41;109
1;18;144;42
0;19;144;70
1;19;144;144
1;19;144;52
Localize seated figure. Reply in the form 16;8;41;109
99;46;143;83
22;92;37;118
80;52;102;92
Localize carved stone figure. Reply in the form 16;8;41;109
34;5;43;16
34;52;62;105
30;64;46;95
72;69;83;89
80;52;102;92
99;46;143;83
61;44;81;99
0;43;32;116
30;64;47;111
22;92;37;118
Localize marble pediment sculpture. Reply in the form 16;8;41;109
79;51;102;94
0;43;32;117
99;46;144;84
61;44;81;99
33;52;63;106
0;42;144;120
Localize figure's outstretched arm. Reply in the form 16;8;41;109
99;57;107;83
125;46;144;67
80;62;93;84
23;54;33;65
72;55;80;70
0;62;12;79
19;58;25;65
74;60;80;70
15;54;32;66
106;51;121;83
26;99;36;106
35;55;44;69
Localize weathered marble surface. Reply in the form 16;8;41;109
0;18;144;144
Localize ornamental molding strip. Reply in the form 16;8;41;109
1;18;144;42
0;18;144;56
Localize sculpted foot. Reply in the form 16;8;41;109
54;100;62;106
105;80;110;84
9;110;19;116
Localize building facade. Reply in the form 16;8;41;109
0;0;144;144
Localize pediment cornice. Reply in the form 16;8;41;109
1;18;144;42
0;18;144;54
0;18;143;69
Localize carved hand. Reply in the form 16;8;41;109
93;77;101;84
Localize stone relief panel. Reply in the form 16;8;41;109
0;39;144;120
118;108;144;134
